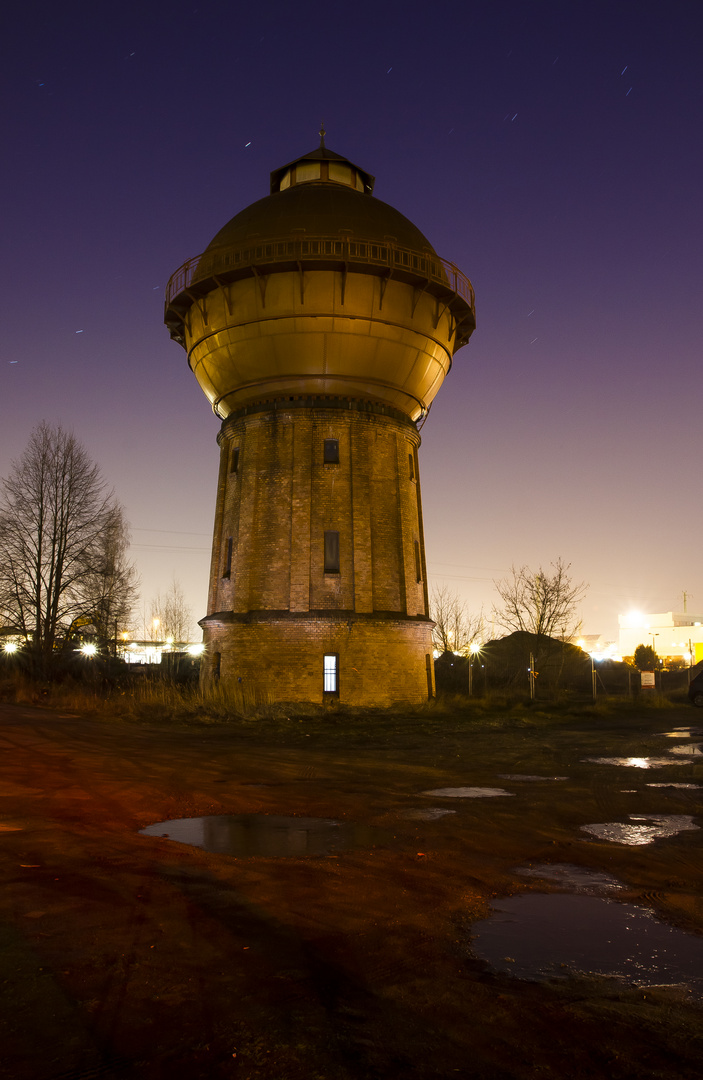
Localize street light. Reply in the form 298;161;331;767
649;633;660;690
468;642;481;696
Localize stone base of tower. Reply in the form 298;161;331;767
199;612;435;707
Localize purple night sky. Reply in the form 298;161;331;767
2;1;701;641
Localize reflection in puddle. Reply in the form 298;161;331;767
669;744;703;756
421;787;514;798
516;863;623;893
580;814;699;845
140;815;388;857
659;728;703;738
498;774;569;782
647;783;702;790
470;893;703;993
402;807;457;821
583;756;693;768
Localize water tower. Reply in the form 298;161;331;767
165;135;475;705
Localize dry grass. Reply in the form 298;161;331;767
0;672;281;724
0;670;688;728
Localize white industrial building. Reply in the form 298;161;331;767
618;611;703;664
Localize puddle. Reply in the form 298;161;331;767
421;787;514;799
580;814;699;845
669;744;703;756
516;864;623;894
659;728;703;738
140;815;389;857
583;757;694;768
470;893;703;994
498;774;569;782
647;783;702;790
401;807;457;821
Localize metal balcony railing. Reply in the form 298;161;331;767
165;235;475;312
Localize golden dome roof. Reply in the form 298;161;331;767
165;142;475;422
204;146;435;255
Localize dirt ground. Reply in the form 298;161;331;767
1;700;703;1079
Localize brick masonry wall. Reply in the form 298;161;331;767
200;403;435;704
200;613;434;706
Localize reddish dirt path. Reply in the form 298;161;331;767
1;702;702;1079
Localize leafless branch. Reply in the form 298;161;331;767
492;559;587;641
430;584;484;655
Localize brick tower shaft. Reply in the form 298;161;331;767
201;403;431;704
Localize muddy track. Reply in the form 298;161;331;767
1;702;702;1079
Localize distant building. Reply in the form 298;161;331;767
572;634;620;661
618;611;703;663
119;640;205;665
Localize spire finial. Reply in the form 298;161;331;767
319;121;326;149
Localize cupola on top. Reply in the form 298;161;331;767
203;143;436;255
269;141;375;194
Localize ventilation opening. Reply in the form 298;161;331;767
324;531;340;573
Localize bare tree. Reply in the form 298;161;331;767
493;559;587;641
76;504;139;651
0;423;137;673
430;584;484;655
149;578;193;642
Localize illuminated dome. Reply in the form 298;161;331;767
205;152;435;255
165;141;475;421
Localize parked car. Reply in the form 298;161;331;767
688;660;703;707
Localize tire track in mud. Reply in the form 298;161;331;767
155;863;473;1079
0;726;144;832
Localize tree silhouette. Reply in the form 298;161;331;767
493;559;587;641
430;585;483;655
0;423;137;674
633;643;659;671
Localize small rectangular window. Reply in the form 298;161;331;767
414;539;422;583
408;452;415;480
324;531;340;573
425;654;434;699
323;653;339;694
323;439;339;464
223;537;233;578
229;446;240;474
